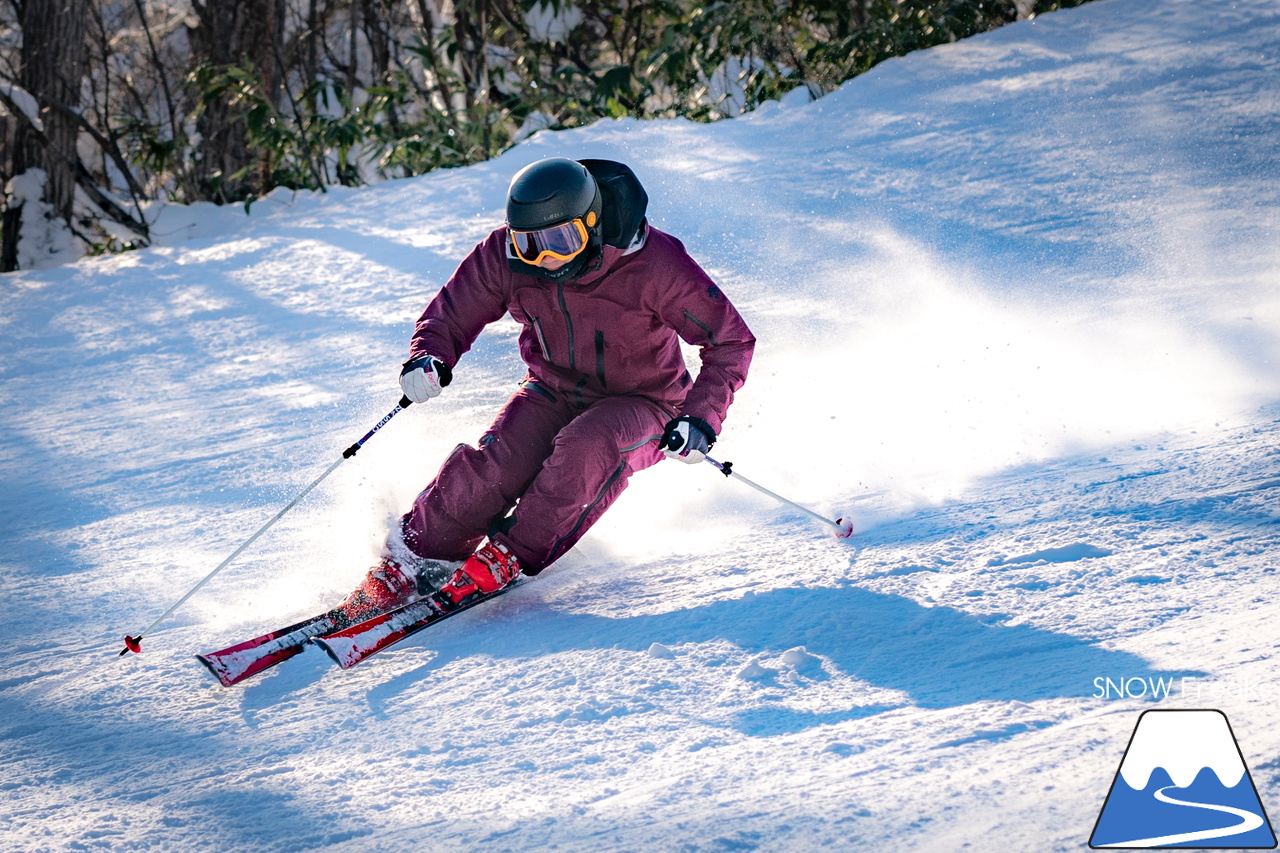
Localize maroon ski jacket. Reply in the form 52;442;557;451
409;224;754;435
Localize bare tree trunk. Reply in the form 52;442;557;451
0;112;10;196
453;0;491;156
348;0;361;97
414;0;459;115
2;0;88;271
261;0;276;188
453;0;485;113
307;0;319;97
187;0;284;203
362;0;401;131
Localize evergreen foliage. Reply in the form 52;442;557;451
0;0;1095;263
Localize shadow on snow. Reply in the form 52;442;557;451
357;583;1198;732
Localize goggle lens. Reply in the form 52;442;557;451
511;219;588;264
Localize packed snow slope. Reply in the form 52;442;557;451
3;0;1280;849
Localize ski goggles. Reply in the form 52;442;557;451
510;218;590;265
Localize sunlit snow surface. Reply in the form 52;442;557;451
3;0;1280;849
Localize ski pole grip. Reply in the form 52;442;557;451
343;396;414;459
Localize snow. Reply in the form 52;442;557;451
3;0;1280;849
4;169;78;270
0;81;44;131
523;1;583;44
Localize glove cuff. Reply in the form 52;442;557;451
661;415;717;452
402;354;452;387
677;416;716;446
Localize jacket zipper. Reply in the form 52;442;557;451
532;317;553;365
549;459;626;562
683;309;718;346
557;282;577;370
523;379;558;402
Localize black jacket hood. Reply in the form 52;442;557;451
580;159;648;250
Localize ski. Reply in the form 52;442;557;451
196;611;341;687
314;582;519;670
196;579;519;684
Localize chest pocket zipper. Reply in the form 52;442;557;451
532;317;553;366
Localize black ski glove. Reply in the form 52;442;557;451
660;416;716;464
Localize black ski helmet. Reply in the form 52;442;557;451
505;158;603;281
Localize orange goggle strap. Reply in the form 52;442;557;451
510;217;590;265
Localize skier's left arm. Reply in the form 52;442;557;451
661;260;755;441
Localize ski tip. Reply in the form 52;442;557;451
834;517;855;539
119;634;142;656
311;637;357;669
194;654;237;687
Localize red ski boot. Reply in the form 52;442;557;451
436;541;520;609
334;556;419;626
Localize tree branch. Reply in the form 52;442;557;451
0;83;150;243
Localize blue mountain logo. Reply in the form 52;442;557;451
1091;709;1276;848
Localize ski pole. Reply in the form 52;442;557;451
118;395;414;657
704;455;854;539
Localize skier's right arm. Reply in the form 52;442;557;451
406;229;511;384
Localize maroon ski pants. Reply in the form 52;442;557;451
400;382;670;573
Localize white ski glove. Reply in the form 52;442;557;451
660;416;716;464
399;355;452;403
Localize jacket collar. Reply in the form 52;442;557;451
564;220;648;286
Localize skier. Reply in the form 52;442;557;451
337;157;755;621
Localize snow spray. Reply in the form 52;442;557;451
117;396;415;656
